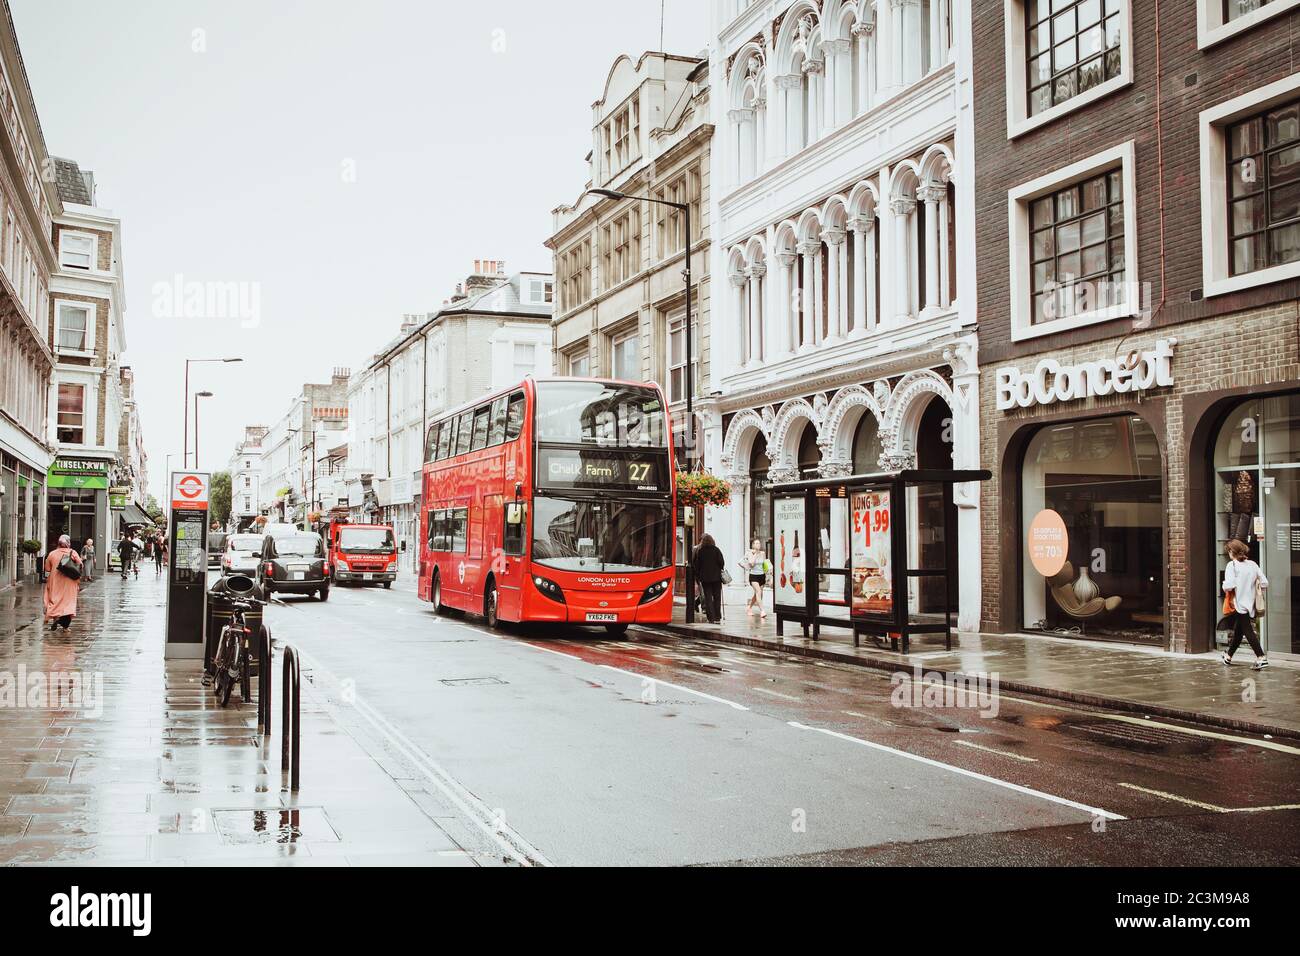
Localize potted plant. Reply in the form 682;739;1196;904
675;470;732;510
20;539;41;580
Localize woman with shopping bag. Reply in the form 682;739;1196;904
1220;539;1269;670
43;534;84;631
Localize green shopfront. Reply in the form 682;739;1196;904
46;457;112;573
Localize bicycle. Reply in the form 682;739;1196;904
212;595;265;707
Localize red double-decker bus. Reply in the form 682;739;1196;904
417;377;676;634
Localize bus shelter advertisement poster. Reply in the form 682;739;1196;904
773;497;805;606
851;490;892;617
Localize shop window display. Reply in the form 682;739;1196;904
1213;394;1300;657
1021;416;1163;643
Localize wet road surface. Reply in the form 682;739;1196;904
264;580;1300;866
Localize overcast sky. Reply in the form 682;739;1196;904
11;0;706;500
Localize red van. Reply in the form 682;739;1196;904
328;522;399;588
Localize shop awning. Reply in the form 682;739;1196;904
120;503;152;526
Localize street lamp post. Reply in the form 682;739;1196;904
585;187;696;623
193;391;214;471
183;357;242;468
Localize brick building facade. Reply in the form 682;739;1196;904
973;0;1300;655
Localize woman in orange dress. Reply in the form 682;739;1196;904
43;534;83;631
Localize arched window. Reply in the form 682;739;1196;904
797;423;821;479
852;413;883;472
749;435;772;550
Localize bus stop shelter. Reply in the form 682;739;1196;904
769;469;990;654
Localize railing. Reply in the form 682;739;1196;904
255;628;300;793
281;644;301;793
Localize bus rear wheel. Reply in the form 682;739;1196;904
431;573;444;614
484;583;501;630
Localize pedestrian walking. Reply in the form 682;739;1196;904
741;539;770;620
117;534;140;579
1221;538;1270;670
80;537;96;582
691;533;727;624
154;533;167;574
43;534;83;631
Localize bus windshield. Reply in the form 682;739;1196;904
338;528;395;553
530;496;672;573
535;381;667;448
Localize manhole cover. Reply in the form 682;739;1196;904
212;807;339;845
440;677;507;686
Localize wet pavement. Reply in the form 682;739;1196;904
259;578;1299;866
3;572;1297;866
664;588;1300;739
0;572;481;866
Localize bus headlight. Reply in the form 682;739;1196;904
532;575;565;603
639;579;671;604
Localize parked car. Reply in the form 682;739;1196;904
328;522;398;588
222;533;264;577
257;531;329;600
207;531;228;569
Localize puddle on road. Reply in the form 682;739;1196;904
212;807;339;845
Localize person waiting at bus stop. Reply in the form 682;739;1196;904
691;534;727;624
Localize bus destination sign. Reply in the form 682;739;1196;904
537;448;667;492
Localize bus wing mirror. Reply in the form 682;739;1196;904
506;503;525;526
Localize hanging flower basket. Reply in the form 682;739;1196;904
675;471;731;510
307;511;322;524
252;515;268;527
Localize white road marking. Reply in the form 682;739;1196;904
597;664;750;711
1117;783;1300;814
751;686;800;701
291;646;552;867
787;720;1124;821
954;739;1039;763
1117;783;1228;813
523;642;750;710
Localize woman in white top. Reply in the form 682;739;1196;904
741;540;770;619
1222;538;1269;669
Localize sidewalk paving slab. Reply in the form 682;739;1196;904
0;573;480;866
665;587;1300;740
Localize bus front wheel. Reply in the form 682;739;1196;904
431;574;444;614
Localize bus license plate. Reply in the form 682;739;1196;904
585;613;618;623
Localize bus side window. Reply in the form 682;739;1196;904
425;422;440;462
437;421;453;460
505;392;525;440
431;509;448;551
455;411;474;455
470;406;490;451
488;396;508;445
452;508;468;553
504;502;526;556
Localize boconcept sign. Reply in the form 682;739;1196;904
995;339;1176;411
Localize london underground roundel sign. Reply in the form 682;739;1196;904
171;472;210;511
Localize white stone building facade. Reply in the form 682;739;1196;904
705;0;983;630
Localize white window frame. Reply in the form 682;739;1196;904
511;341;538;381
1199;72;1300;298
59;230;97;270
667;312;698;406
1003;0;1133;140
565;345;591;377
610;326;640;381
56;380;88;446
54;299;96;356
1008;140;1140;342
1198;0;1300;49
